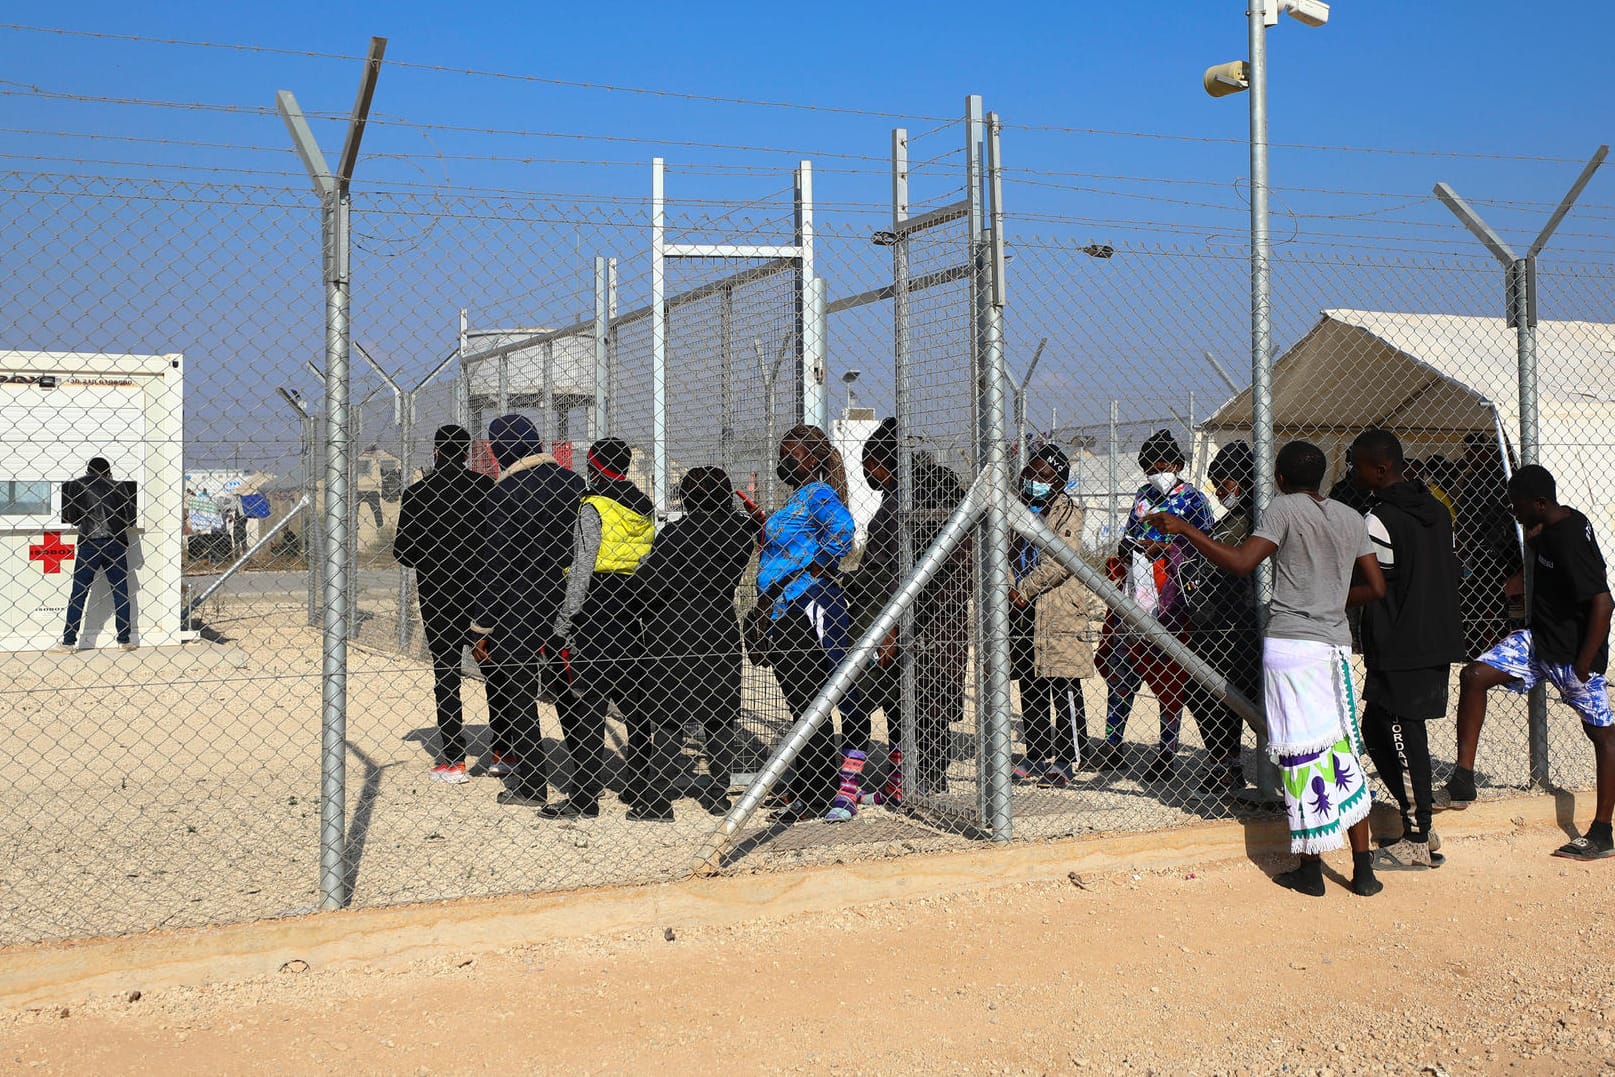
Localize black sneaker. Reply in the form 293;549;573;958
1092;744;1124;772
627;803;675;822
537;797;600;820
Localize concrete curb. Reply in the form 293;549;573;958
0;789;1581;1010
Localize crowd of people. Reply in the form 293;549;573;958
393;413;1611;898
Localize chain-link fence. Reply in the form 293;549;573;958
4;67;1613;945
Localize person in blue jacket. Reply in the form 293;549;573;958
756;424;867;822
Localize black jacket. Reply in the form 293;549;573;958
471;453;586;659
636;505;759;661
62;477;136;538
393;463;494;617
848;456;970;642
1361;479;1465;671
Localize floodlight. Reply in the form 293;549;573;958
1203;60;1250;98
1284;0;1330;27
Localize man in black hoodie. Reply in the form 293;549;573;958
470;415;587;808
394;425;493;784
1351;429;1465;870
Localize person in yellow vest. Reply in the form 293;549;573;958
548;437;658;820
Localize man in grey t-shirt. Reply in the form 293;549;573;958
1255;485;1374;647
1149;440;1386;898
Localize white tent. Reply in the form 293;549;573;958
1196;308;1615;553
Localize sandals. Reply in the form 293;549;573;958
1553;836;1615;861
1369;839;1444;871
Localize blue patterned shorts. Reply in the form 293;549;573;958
1478;629;1613;727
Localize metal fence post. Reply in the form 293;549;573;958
396;387;414;653
980;113;1014;840
592;256;610;440
276;37;384;912
651;158;668;515
320;194;353;909
1246;2;1283;803
720;284;735;471
1513;258;1552;787
1108;400;1120;543
890;126;919;802
303;411;319;628
1434;145;1606;791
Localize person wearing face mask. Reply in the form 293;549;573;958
755;425;865;822
1182;440;1262;793
1009;441;1097;787
847;419;972;804
1092;429;1215;783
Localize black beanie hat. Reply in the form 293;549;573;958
586;436;632;480
1032;440;1071;479
1138;429;1185;472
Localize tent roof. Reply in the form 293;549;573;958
1202;309;1615;437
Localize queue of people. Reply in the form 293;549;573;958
395;415;1610;873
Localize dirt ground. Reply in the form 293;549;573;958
3;823;1613;1075
5;593;1583;946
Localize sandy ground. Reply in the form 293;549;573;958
1;592;1592;945
2;823;1612;1075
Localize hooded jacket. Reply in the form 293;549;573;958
637;503;759;661
393;461;493;624
1360;478;1465;671
471;415;587;658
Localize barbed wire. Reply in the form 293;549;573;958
2;23;1598;165
0;23;958;124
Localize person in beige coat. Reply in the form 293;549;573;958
1009;442;1099;787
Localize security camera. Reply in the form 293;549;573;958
1283;0;1330;27
1202;60;1249;98
841;369;863;384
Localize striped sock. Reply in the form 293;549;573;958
830;750;867;815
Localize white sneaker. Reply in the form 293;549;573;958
429;763;470;785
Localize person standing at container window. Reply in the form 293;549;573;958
754;425;865;822
58;456;137;651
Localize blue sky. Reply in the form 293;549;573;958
1;3;1611;470
4;1;1611;241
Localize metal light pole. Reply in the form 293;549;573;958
1204;0;1328;802
276;35;386;913
1013;337;1047;463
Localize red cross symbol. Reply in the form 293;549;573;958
29;531;75;574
